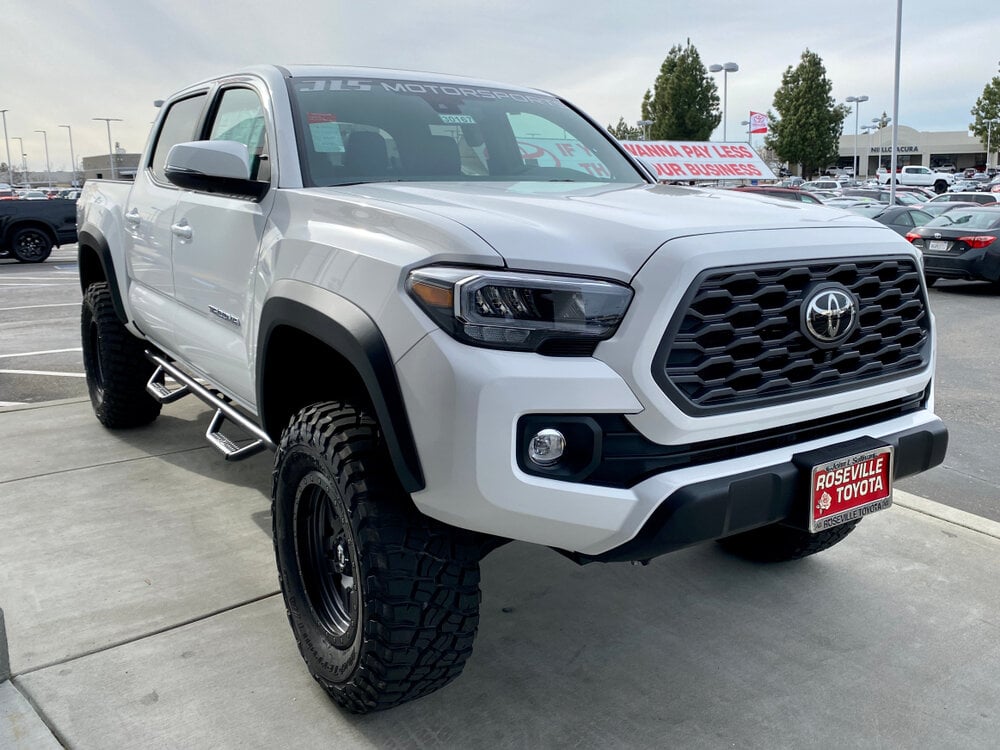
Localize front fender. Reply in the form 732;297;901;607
257;279;424;492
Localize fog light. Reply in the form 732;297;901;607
529;429;566;466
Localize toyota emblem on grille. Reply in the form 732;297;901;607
802;286;858;347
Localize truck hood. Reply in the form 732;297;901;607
328;182;882;281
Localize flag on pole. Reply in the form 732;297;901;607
749;111;769;134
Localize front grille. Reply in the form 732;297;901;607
652;257;930;414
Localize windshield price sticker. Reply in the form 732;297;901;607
810;446;893;533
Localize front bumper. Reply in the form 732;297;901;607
923;246;1000;281
570;419;947;563
397;330;944;558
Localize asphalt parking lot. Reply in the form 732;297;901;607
3;246;1000;748
0;246;83;406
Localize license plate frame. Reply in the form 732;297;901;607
927;240;949;253
809;445;893;533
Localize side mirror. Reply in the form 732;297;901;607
164;140;268;200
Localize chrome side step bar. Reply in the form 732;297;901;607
145;352;276;461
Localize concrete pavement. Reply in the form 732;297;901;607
2;397;1000;748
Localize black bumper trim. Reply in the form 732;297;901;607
570;419;948;564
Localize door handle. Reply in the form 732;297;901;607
170;221;193;241
125;208;141;227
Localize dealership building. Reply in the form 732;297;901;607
835;125;992;177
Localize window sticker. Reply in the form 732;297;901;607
308;113;344;153
439;114;476;125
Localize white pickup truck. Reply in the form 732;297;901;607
76;64;947;713
877;165;954;193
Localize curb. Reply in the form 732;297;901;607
894;488;1000;541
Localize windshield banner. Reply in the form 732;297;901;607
619;141;775;181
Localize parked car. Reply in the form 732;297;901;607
0;198;78;262
926;192;1000;206
776;176;804;188
732;186;824;204
19;189;49;200
847;205;934;236
822;196;882;208
905;206;1000;284
799;178;850;192
842;189;927;206
919;201;982;219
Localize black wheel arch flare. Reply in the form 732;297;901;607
77;230;128;324
257;280;425;493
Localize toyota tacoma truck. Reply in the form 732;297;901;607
877;165;954;194
76;65;947;713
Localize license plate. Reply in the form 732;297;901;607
927;240;949;252
809;446;893;533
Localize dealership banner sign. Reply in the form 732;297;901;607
620;141;776;181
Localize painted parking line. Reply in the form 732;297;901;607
0;369;85;378
0;348;83;359
0;303;78;312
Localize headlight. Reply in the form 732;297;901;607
406;267;633;354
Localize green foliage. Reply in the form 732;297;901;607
969;76;1000;163
765;49;850;177
645;41;720;141
606;117;642;140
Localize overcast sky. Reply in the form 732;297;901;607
2;1;997;172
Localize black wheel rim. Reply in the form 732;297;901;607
295;471;357;640
86;317;106;403
15;231;47;261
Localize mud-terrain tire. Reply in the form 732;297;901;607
272;401;482;713
81;282;161;427
716;519;861;562
10;226;53;263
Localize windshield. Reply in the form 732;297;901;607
924;209;1000;230
288;77;645;187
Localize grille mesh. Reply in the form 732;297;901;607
654;257;930;412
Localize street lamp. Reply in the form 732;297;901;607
982;118;998;170
34;129;52;188
708;62;739;141
0;110;11;188
59;125;77;186
873;116;891;170
93;117;123;179
845;95;869;179
12;137;26;187
636;119;653;140
740;119;751;144
860;124;877;178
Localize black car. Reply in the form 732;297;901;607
905;206;1000;284
847;205;933;236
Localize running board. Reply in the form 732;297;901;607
145;352;277;461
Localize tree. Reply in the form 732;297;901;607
645;40;720;141
606;117;642;140
765;49;850;177
969;74;1000;167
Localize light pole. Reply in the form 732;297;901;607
93;117;122;179
12;137;26;186
0;110;11;188
59;125;77;186
708;62;739;141
845;95;868;179
860;125;876;178
34;130;52;188
873;116;891;170
988;120;996;169
636;119;653;140
740;119;751;144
